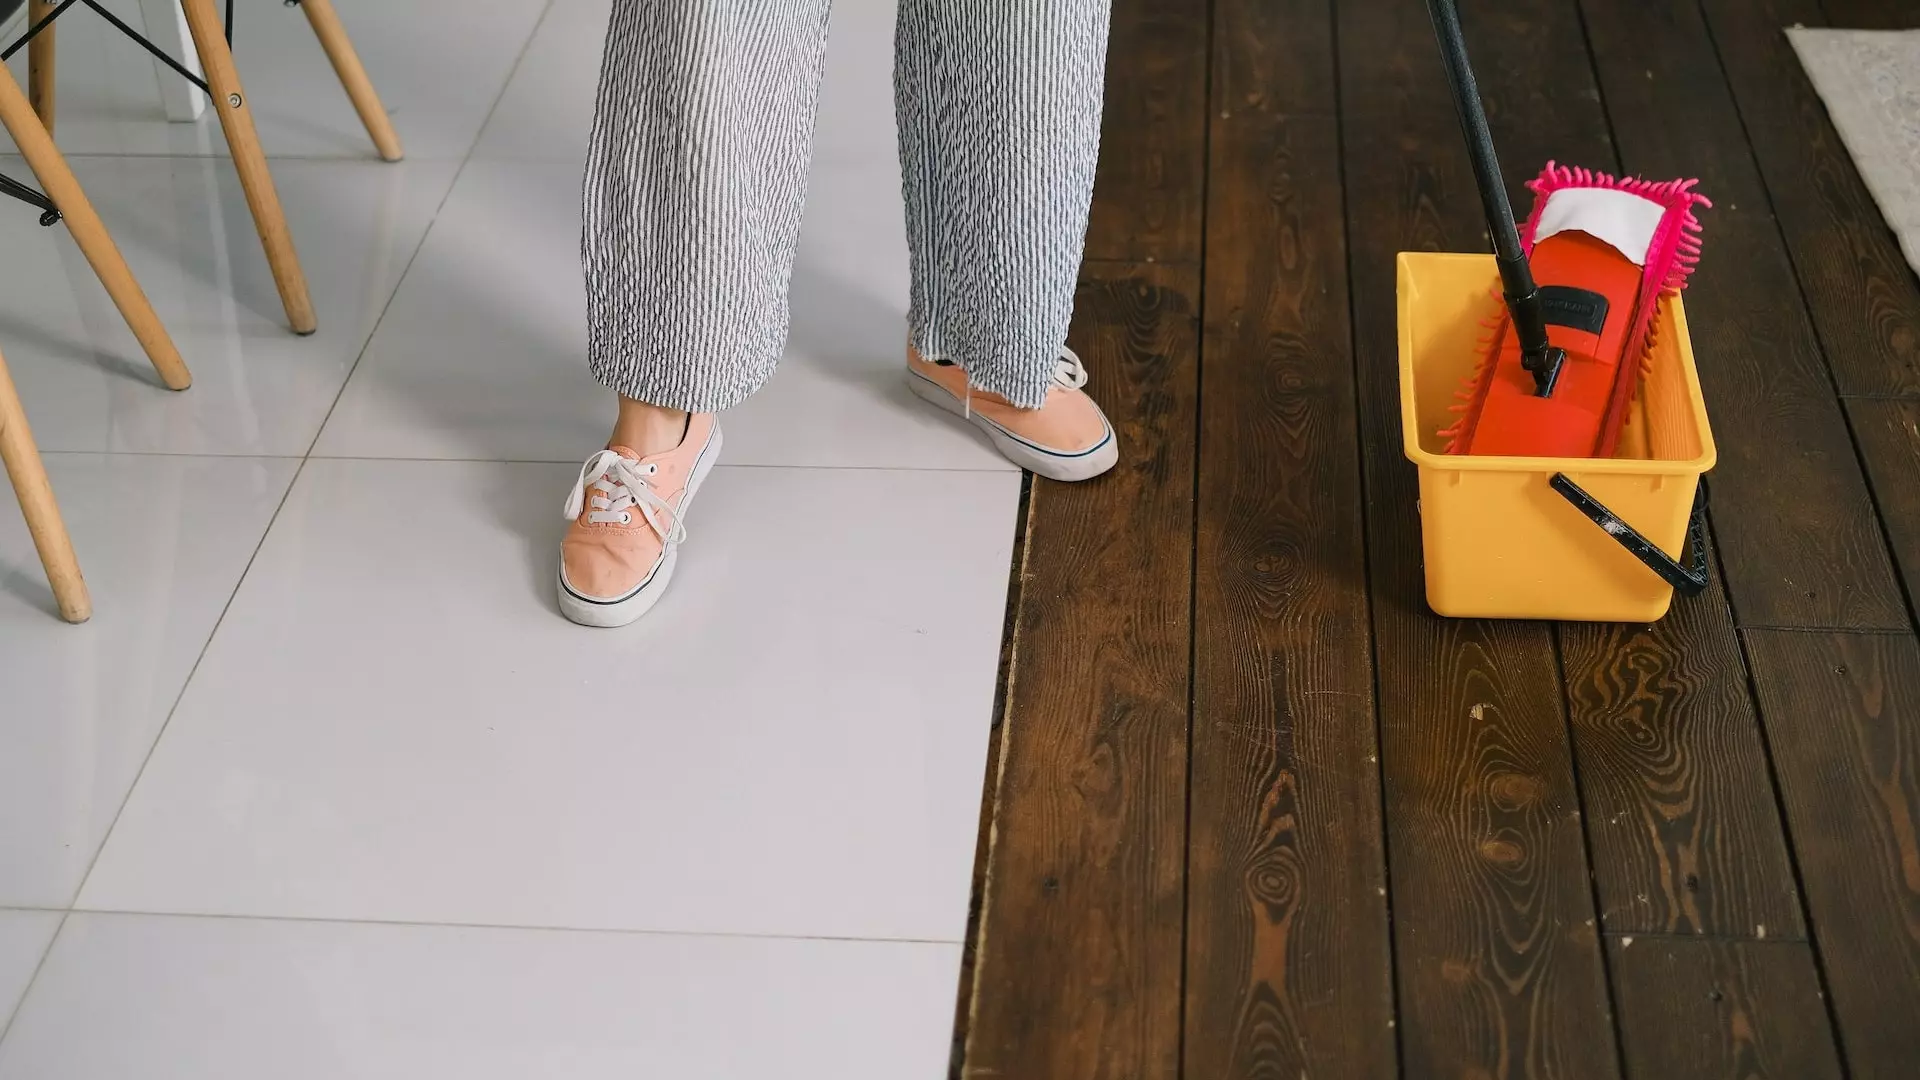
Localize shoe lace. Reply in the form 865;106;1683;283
1052;346;1089;390
562;449;686;544
962;346;1088;418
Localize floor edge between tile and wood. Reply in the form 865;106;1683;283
957;262;1201;1080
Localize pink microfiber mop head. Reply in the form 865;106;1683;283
1440;162;1710;458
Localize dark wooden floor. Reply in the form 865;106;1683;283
956;0;1920;1077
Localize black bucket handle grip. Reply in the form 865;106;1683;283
1550;473;1710;598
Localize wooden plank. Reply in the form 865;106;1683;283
1545;1;1809;926
1606;936;1843;1079
1083;0;1209;263
1847;398;1920;610
1337;0;1620;1075
1745;630;1920;1078
26;1;54;131
1699;0;1920;398
1181;0;1392;1073
1577;0;1907;629
1338;0;1803;975
1559;581;1804;937
1819;0;1918;29
960;263;1198;1080
947;479;1030;1078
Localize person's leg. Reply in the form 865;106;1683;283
893;0;1119;482
563;0;832;628
582;0;833;448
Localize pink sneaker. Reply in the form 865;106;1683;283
906;345;1118;481
557;415;722;627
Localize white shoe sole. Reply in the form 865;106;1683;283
557;424;724;628
907;369;1119;482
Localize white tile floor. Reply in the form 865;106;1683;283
0;912;59;1032
1;2;1016;1075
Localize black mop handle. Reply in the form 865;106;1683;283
1424;0;1563;396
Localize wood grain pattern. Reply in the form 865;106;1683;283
1338;0;1619;1075
1745;630;1920;1079
298;0;404;163
1560;580;1803;937
1375;620;1616;1080
1182;0;1392;1075
1577;0;1906;630
179;0;317;335
1083;0;1208;263
1469;0;1810;949
1698;0;1920;399
0;343;90;623
968;2;1899;1074
948;479;1030;1080
0;62;192;391
961;265;1197;1080
1606;936;1843;1079
1847;398;1920;613
1382;0;1807;974
1817;0;1917;29
26;0;54;133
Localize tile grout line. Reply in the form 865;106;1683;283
304;457;1021;473
286;0;558;467
37;448;1023;474
2;0;564;171
1;902;964;1043
8;5;1007;1048
0;911;68;1047
43;906;967;949
2;3;564;1026
47;458;309;916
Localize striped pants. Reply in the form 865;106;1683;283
582;0;1112;412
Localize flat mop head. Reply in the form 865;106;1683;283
1441;163;1710;458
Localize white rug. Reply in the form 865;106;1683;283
1790;27;1920;277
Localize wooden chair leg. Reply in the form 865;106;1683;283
178;0;318;335
299;0;403;162
0;345;91;624
26;0;55;132
0;64;193;391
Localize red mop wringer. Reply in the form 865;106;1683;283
1398;0;1718;621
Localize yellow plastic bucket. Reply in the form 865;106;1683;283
1397;252;1717;622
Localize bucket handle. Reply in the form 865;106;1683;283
1550;473;1710;598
